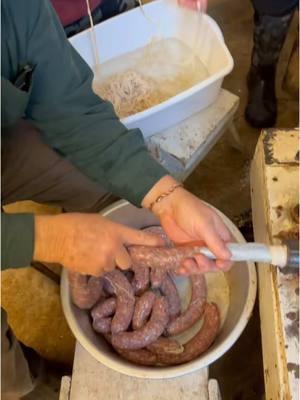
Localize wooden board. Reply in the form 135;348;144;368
250;129;299;399
147;89;239;180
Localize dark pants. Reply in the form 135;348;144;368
1;119;115;398
2;120;115;211
251;0;298;16
64;0;138;37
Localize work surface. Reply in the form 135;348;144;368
251;129;299;399
65;343;221;400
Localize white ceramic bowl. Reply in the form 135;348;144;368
61;200;256;379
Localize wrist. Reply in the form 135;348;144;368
33;214;65;263
142;175;183;216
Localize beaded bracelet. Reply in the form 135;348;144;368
149;183;183;212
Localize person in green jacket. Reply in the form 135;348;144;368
1;0;232;397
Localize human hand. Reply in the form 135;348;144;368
142;176;233;275
178;0;207;12
34;213;163;276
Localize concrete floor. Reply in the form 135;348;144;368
23;0;299;398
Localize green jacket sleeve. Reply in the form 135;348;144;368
23;0;167;205
1;213;35;269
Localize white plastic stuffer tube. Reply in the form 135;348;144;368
199;243;288;268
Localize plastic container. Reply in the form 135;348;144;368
61;200;257;379
69;0;234;138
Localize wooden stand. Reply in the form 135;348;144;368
250;129;299;399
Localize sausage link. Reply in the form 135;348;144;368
103;279;115;296
93;317;112;334
150;269;167;289
166;275;207;336
115;348;157;366
131;266;150;295
91;298;117;334
111;297;169;350
132;291;156;330
159;274;181;320
146;337;183;355
129;244;209;270
105;334;158;366
157;302;220;365
103;270;135;334
68;272;103;309
91;298;117;320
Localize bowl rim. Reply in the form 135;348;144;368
61;200;257;379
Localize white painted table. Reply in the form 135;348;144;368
250;129;299;399
59;89;239;399
60;343;221;400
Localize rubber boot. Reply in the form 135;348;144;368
245;11;294;128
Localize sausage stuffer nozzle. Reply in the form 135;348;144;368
198;242;299;269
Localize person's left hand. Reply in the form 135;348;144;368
142;176;233;275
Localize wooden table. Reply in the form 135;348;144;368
250;129;299;399
59;89;239;400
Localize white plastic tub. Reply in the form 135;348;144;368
69;0;234;138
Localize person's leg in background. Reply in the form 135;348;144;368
1;119;116;399
63;0;138;38
245;0;298;128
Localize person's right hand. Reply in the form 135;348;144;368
178;0;207;12
33;213;163;276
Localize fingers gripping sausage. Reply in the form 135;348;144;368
132;291;156;330
157;302;220;365
166;275;207;336
159;274;181;320
131;266;150;295
68;272;103;309
142;226;172;246
111;297;169;350
103;270;135;334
